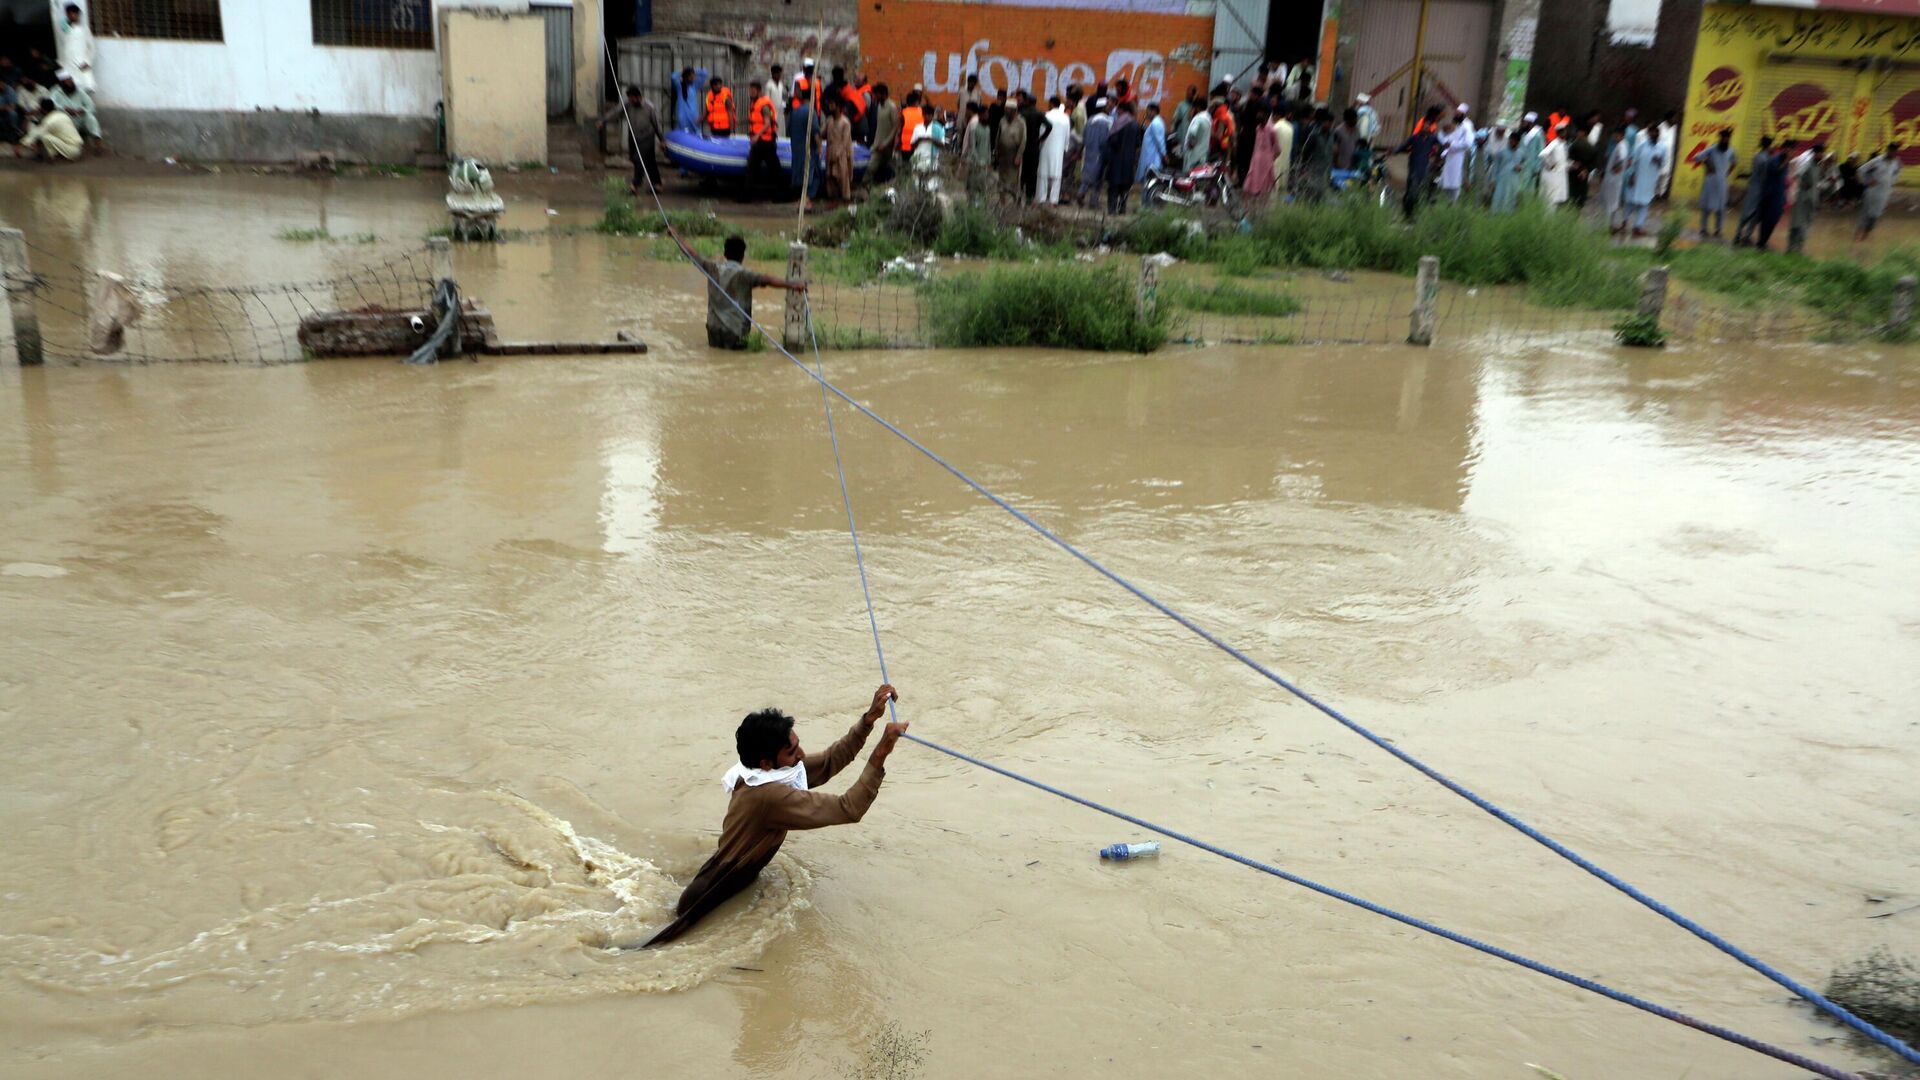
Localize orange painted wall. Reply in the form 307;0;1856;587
858;0;1214;111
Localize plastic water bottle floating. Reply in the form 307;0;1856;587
1099;841;1161;861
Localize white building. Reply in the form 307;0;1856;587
5;0;602;164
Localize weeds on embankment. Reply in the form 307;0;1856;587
595;175;1920;339
1163;279;1303;318
925;264;1170;352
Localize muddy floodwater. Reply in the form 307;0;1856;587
2;172;1919;1080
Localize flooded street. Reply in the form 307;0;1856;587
2;173;1918;1080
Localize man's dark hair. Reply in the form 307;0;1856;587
65;2;81;13
1759;134;1774;148
874;83;890;99
1049;94;1061;108
736;709;794;768
772;64;784;75
724;235;747;261
625;85;641;98
1425;105;1443;119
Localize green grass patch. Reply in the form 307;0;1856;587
925;264;1168;352
1164;280;1302;318
275;227;379;244
1116;211;1209;260
1613;312;1668;347
813;323;894;349
932;203;1025;259
597;179;733;238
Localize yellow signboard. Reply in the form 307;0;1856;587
1677;3;1920;197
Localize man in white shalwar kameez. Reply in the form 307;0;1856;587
1035;97;1072;204
1538;125;1571;207
53;3;95;92
1437;117;1472;200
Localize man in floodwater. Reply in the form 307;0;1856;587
644;685;905;947
667;227;807;350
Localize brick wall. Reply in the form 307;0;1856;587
651;0;862;73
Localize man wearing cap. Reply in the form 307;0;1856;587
1354;92;1380;173
1454;102;1474;146
1519;112;1545;189
1079;97;1111;208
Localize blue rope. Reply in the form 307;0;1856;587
600;43;1896;1074
796;308;1864;1080
779;320;1915;1065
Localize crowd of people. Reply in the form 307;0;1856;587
3;4;101;163
597;52;1918;244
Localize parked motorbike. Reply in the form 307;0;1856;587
1141;161;1244;215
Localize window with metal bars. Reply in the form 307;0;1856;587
91;0;225;42
311;0;434;50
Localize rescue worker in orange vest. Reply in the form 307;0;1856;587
791;57;822;114
850;71;875;144
705;76;735;139
1209;92;1234;163
899;90;925;154
746;79;782;197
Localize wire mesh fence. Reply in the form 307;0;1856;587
3;228;1904;363
13;240;437;364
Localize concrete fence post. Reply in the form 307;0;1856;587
1408;254;1438;346
1637;265;1669;323
1891;275;1917;337
0;228;44;366
785;242;809;352
1137;255;1159;325
429;236;453;284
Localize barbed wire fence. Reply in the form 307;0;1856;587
3;234;437;364
3;221;1904;363
807;252;1907;350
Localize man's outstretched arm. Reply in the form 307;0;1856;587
804;684;895;787
769;714;908;831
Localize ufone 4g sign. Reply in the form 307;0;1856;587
859;0;1214;109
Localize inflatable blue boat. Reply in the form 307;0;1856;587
664;130;871;181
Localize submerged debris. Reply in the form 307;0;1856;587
1825;948;1920;1050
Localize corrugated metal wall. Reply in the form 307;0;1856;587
1350;0;1491;138
537;4;576;118
1211;0;1270;86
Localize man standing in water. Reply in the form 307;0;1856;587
644;685;904;947
667;227;808;350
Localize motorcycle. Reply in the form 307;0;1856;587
1141;161;1244;215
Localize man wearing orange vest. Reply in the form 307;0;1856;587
704;75;735;139
791;57;822;114
899;90;925;154
746;78;781;196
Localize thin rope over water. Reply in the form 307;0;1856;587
601;44;1896;1076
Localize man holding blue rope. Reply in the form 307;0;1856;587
642;685;903;947
666;225;808;350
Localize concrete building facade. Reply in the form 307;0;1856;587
1326;0;1541;139
58;0;604;164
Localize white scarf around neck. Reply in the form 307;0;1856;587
720;760;809;794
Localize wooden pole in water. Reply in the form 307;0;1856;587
1637;265;1669;323
1409;254;1438;346
0;228;43;365
1891;275;1916;337
429;236;454;284
785;242;809;351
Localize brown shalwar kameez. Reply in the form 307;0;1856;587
824;114;855;201
643;714;884;946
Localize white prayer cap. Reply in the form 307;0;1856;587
1095;97;1108;108
55;68;71;80
1456;102;1470;113
1523;110;1538;122
801;56;814;67
1355;92;1371;104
